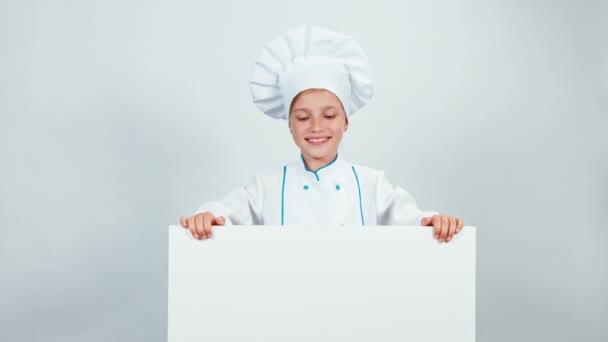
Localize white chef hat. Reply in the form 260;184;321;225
250;25;374;120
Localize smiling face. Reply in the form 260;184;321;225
288;89;349;171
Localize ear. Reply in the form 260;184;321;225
344;115;349;132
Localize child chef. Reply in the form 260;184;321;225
180;25;464;242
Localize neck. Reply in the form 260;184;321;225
301;153;338;171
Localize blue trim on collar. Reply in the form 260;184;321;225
352;166;365;225
301;153;339;181
281;166;286;226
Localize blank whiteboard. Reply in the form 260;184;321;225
168;225;476;342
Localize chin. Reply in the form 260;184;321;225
306;151;335;159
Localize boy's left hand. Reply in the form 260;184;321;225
421;214;464;243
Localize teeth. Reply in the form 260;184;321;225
308;138;327;143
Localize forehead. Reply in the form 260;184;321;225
291;89;343;108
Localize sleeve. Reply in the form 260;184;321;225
375;171;438;226
194;175;264;225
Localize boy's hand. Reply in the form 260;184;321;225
421;214;463;243
179;212;226;240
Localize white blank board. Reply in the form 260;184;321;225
168;225;476;342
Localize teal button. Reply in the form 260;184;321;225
303;185;309;190
335;185;341;191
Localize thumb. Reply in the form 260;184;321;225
179;216;188;228
214;216;226;225
421;216;432;226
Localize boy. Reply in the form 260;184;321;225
180;25;464;242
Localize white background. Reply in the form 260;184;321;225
0;1;606;341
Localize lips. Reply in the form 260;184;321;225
305;137;330;146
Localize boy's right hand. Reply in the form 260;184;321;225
179;212;226;240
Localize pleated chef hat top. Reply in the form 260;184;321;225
250;25;374;120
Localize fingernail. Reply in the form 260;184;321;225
447;237;452;242
194;234;199;239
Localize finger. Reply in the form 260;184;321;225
179;216;188;228
432;215;442;239
203;213;214;239
456;218;464;233
187;216;198;239
439;216;449;242
446;217;457;242
195;214;206;239
206;224;213;239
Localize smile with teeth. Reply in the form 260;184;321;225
306;137;330;145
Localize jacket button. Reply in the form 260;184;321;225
303;185;309;190
335;185;341;191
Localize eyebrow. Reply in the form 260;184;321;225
290;105;338;114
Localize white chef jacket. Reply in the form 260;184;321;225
195;155;437;226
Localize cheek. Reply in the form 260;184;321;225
332;121;347;133
291;125;305;138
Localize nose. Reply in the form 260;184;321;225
310;116;324;133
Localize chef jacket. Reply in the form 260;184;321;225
196;155;437;226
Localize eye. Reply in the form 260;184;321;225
324;114;336;119
297;116;309;121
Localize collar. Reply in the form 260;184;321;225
297;153;345;181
